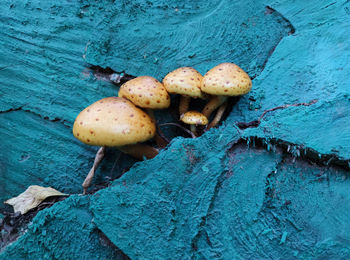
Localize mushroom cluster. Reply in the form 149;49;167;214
73;62;251;193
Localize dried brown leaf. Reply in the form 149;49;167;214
5;185;67;214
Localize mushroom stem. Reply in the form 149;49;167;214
82;146;106;194
118;143;159;160
82;144;158;194
179;96;191;115
207;101;228;130
190;125;197;136
146;109;169;148
202;96;228;118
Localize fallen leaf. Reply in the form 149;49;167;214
5;185;67;214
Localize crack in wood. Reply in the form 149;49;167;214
0;106;71;128
236;99;318;130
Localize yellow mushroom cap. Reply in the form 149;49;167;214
163;67;205;98
180;111;208;125
118;76;170;109
201;63;252;96
73;97;156;147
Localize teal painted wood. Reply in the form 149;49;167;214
0;0;291;205
193;145;350;259
0;1;139;206
84;0;292;79
0;1;118;122
90;127;242;259
0;110;89;203
0;196;127;259
229;0;350;160
1;0;350;259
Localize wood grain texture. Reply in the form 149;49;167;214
84;0;293;79
1;0;350;258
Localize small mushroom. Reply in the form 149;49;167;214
163;67;206;116
73;97;157;193
118;76;170;147
180;111;208;136
201;63;252;128
118;76;170;110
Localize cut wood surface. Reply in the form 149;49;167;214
1;0;350;259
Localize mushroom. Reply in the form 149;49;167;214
73;97;157;193
162;67;206;116
201;63;252;128
206;102;228;129
180;111;208;136
118;76;170;148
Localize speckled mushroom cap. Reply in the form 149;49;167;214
73;97;156;147
180;111;208;125
163;67;205;98
201;63;252;96
118;76;170;109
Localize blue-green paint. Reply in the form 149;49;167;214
229;0;350;159
90;127;241;259
0;195;126;259
1;0;350;258
84;0;292;79
0;0;291;207
0;110;137;208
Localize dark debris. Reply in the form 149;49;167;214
0;196;67;250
